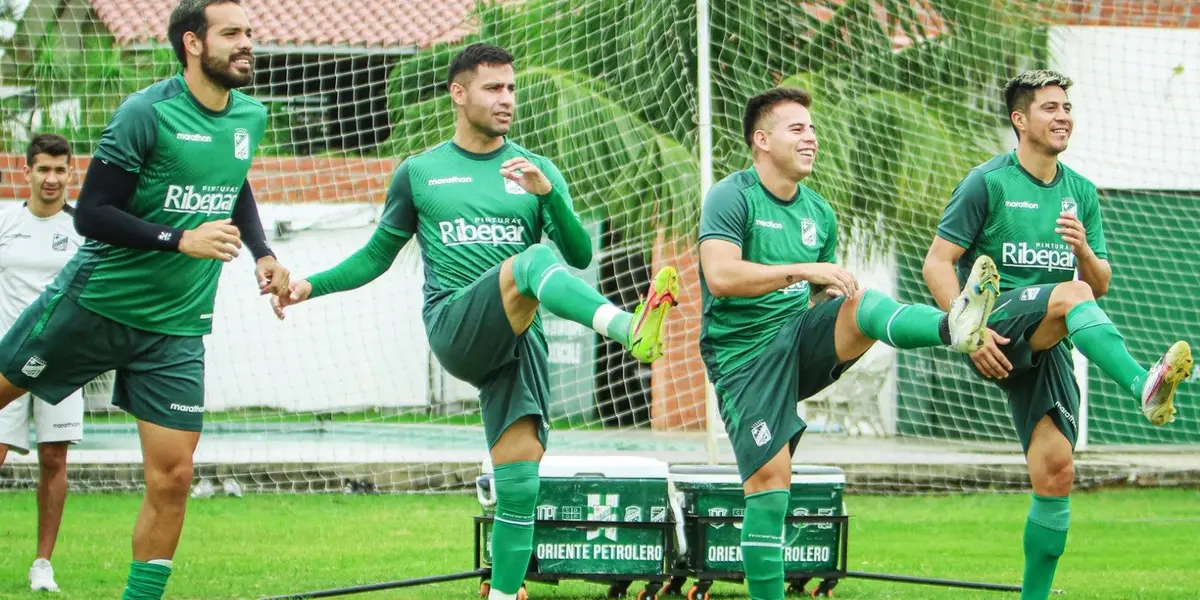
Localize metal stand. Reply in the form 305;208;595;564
258;568;489;600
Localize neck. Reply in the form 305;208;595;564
452;119;504;154
183;68;230;113
753;157;800;202
26;197;64;218
1015;143;1058;184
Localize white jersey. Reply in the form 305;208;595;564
0;203;83;332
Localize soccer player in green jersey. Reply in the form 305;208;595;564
0;2;288;599
698;87;1001;600
272;43;679;600
923;70;1193;600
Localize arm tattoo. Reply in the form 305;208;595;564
786;274;794;284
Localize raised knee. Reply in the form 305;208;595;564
1050;281;1094;316
1040;453;1075;495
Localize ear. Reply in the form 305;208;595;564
449;80;467;108
752;129;770;153
1010;110;1026;133
21;164;29;182
183;30;204;60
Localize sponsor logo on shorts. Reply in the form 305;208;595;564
1054;400;1077;428
1020;287;1041;301
21;356;46;378
751;419;772;447
51;233;68;251
800;218;818;247
169;403;205;413
233;128;250;160
427;176;472;186
1004;200;1039;210
53;422;80;429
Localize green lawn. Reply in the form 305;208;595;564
0;489;1196;599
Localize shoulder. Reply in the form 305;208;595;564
708;170;756;202
1059;162;1098;195
124;76;187;112
397;141;453;181
508;141;561;172
799;184;836;220
0;204;22;229
230;89;266;112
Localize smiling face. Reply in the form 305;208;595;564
193;2;254;90
753;100;819;181
452;62;517;139
1012;85;1073;155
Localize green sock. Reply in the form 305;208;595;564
742;489;789;600
121;560;172;600
490;461;540;596
513;244;633;346
855;289;950;349
1066;301;1147;399
1022;495;1069;600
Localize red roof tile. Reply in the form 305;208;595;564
88;0;479;49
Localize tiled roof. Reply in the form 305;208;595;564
88;0;478;49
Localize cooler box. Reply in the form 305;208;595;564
669;465;846;575
477;456;673;578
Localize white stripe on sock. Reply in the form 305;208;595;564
489;588;518;600
494;515;535;527
592;304;621;339
882;306;905;346
147;559;173;569
534;265;566;299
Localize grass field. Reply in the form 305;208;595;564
0;489;1196;599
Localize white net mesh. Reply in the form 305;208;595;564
0;0;1196;494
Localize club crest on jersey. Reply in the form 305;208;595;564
21;356;46;378
1061;197;1077;217
233;128;250;160
504;177;527;195
51;233;68;251
1020;287;1040;301
800;218;818;247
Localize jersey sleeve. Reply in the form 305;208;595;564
699;182;747;247
1079;185;1108;260
818;203;838;263
379;160;416;236
936;169;989;249
93;93;158;173
537;156;571;239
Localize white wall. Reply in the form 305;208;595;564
1051;26;1200;190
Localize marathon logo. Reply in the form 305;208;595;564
163;185;236;215
169;403;205;413
1001;242;1075;272
438;217;525;247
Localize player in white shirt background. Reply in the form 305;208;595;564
0;133;86;593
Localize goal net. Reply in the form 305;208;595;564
0;0;1195;494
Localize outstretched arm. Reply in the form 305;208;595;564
308;226;410;298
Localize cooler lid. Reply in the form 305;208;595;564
481;455;670;479
669;464;845;484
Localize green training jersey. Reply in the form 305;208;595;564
379;140;579;314
698;168;838;379
58;73;266;336
937;151;1107;293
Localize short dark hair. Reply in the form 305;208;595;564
26;133;71;166
168;0;242;67
1004;69;1073;139
742;87;813;149
447;43;515;89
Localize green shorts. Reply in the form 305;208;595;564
424;265;551;451
961;283;1079;452
0;290;206;432
713;297;852;482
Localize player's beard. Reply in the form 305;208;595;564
201;46;253;91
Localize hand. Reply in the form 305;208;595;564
499;157;552;195
970;328;1012;379
179;219;241;262
271;279;312;321
798;263;859;298
255;256;290;297
1055;212;1093;258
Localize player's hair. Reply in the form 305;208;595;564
742;87;813;149
25;133;71;166
1004;69;1073;139
447;43;515;89
167;0;243;67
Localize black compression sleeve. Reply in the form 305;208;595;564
74;159;184;251
231;180;274;260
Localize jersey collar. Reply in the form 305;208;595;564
448;139;510;161
750;166;801;205
1008;150;1063;188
